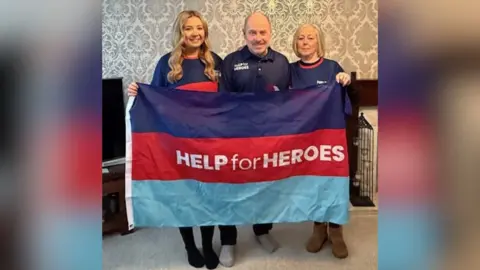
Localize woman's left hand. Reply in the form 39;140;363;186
336;72;351;86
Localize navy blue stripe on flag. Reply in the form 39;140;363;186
130;83;347;138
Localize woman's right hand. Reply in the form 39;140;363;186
127;82;139;96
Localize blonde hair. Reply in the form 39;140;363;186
292;23;326;59
167;10;217;83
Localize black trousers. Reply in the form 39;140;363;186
179;226;214;249
252;223;273;236
218;225;237;245
217;223;273;244
314;221;340;228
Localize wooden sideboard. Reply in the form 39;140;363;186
102;164;133;236
351;72;378;107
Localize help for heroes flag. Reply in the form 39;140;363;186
125;83;351;229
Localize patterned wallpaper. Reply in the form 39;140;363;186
102;0;378;93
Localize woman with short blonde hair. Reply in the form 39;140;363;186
290;23;355;259
292;23;326;59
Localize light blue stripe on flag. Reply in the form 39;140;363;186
130;176;349;227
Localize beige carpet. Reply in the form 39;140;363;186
103;212;377;270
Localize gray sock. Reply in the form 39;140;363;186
255;234;279;253
219;245;235;267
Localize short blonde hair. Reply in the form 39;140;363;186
292;23;326;58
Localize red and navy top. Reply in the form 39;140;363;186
290;58;344;89
290;57;359;110
151;52;223;92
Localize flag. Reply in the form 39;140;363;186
125;83;351;228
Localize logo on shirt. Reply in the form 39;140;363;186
214;69;221;78
317;80;327;85
267;84;280;92
234;62;249;71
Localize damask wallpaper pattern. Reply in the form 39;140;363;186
102;0;377;92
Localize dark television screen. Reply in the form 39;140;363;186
102;78;126;162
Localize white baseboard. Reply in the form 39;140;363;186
102;157;126;168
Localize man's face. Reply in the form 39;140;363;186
244;15;271;57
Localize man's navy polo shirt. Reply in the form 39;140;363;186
220;46;290;92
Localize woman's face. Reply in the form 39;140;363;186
296;26;319;59
182;16;205;49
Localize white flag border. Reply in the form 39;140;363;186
125;96;136;230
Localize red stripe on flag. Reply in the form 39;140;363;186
132;129;349;183
175;81;218;92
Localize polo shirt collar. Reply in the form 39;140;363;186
240;45;275;61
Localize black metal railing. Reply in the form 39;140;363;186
350;112;376;207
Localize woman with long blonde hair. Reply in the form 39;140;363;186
128;10;223;269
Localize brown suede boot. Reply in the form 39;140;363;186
306;222;328;253
329;225;348;258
